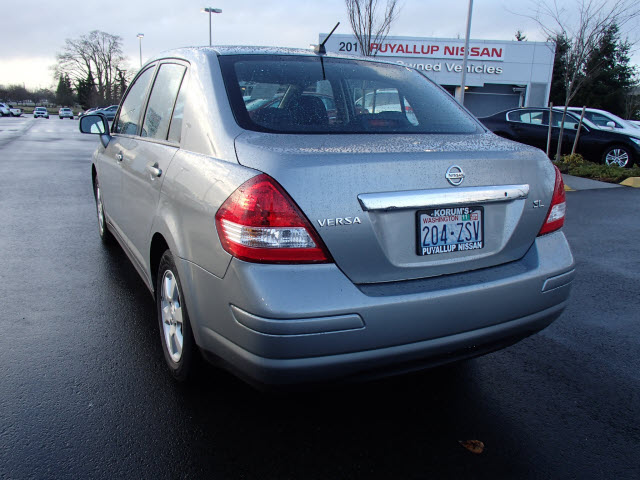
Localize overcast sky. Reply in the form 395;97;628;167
2;0;639;89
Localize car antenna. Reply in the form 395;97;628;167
314;22;340;54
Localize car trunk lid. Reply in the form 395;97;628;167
234;131;555;284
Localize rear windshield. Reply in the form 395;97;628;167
219;55;481;134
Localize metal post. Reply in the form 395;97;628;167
137;34;144;68
546;103;553;158
202;8;221;46
571;106;586;156
457;0;474;105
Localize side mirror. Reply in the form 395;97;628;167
79;114;112;147
606;121;616;129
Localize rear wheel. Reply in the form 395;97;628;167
94;177;113;244
603;145;633;168
156;250;199;381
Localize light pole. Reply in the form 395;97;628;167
457;0;473;105
137;33;144;68
201;7;222;46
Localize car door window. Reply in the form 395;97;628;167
551;114;580;130
583;112;621;128
114;66;155;135
167;72;188;144
141;63;187;140
508;110;546;125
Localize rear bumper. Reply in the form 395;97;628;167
178;231;574;385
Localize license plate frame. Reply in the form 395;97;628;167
416;206;484;256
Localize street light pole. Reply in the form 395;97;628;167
137;33;144;68
201;7;222;46
457;0;473;105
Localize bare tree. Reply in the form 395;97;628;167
528;0;640;159
345;0;400;56
55;31;129;106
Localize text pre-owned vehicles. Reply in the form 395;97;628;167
79;47;574;387
33;107;49;119
480;107;640;168
95;105;119;121
59;107;74;119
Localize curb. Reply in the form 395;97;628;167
620;177;640;188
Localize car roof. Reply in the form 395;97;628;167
566;107;609;114
147;46;415;70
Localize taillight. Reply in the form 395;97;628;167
538;165;566;236
215;174;332;264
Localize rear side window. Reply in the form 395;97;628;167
220;55;481;134
508;110;546;125
114;66;155;135
141;63;187;140
167;72;188;144
584;112;621;128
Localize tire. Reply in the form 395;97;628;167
156;250;199;381
603;145;634;168
94;177;113;244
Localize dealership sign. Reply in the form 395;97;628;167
335;39;505;62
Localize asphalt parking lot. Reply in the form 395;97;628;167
1;116;639;479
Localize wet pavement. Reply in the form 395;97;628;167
1;116;639;479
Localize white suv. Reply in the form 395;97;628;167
0;103;10;116
33;107;49;119
59;108;74;119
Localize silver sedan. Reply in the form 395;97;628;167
79;46;574;386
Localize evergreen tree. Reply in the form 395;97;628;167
76;72;98;109
550;24;637;115
549;34;571;107
515;30;527;41
569;24;636;115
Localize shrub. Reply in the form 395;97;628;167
553;158;640;183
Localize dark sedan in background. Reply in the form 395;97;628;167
479;107;640;168
95;105;119;121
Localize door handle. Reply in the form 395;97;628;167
146;162;162;177
116;152;123;161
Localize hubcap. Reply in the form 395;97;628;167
160;270;184;363
605;149;629;167
96;184;105;235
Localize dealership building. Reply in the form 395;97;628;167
320;34;556;117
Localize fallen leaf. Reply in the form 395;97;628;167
458;440;485;454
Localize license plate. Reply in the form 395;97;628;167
417;206;484;256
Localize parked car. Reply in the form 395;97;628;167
566;107;640;135
479;107;640;168
95;105;119;121
58;107;74;119
0;103;10;116
8;105;22;117
79;47;574;386
355;88;419;125
79;108;98;118
33;107;49;119
246;93;338;124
